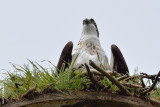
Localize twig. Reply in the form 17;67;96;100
126;73;160;83
15;83;23;89
89;60;132;96
85;63;105;90
142;87;150;91
42;83;55;93
108;70;121;76
139;76;146;88
102;85;111;91
140;72;160;81
140;72;148;76
122;83;142;88
125;75;137;81
142;71;160;95
82;69;121;76
117;75;129;81
82;69;103;76
21;85;37;98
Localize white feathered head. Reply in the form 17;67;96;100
82;18;99;37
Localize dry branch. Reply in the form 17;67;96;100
117;75;129;81
82;69;121;76
142;87;150;91
42;83;55;93
122;83;142;88
139;76;146;88
21;85;37;98
102;85;111;91
140;73;160;81
106;70;121;76
125;75;138;81
142;71;160;95
89;60;132;96
82;69;103;76
85;63;105;90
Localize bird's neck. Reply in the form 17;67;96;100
80;34;98;42
80;25;99;43
81;25;98;36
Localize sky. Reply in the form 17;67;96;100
0;0;160;79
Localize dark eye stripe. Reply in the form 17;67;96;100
90;18;94;23
90;18;99;37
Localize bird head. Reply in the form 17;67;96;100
82;18;99;37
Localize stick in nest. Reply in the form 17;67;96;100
85;63;105;90
142;71;160;95
42;83;55;93
122;83;142;88
21;85;37;98
140;72;160;82
117;75;129;81
139;76;146;88
89;60;132;96
82;69;121;77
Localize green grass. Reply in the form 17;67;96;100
0;60;89;99
150;84;160;100
0;60;160;101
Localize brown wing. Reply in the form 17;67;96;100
57;41;73;74
111;44;129;75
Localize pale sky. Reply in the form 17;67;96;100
0;0;160;79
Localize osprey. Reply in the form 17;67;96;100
72;18;110;70
57;18;129;74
